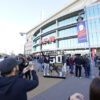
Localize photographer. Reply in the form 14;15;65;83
0;57;39;100
18;56;31;80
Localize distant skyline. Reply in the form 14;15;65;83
0;0;73;55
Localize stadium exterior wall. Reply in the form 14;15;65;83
25;0;100;55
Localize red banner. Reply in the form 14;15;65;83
49;36;55;42
92;48;95;60
38;36;55;44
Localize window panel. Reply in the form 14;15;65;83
97;31;100;46
93;5;99;16
58;14;84;26
58;27;77;37
42;23;56;33
95;18;100;31
93;32;97;47
98;4;100;15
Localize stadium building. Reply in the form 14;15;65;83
25;0;100;56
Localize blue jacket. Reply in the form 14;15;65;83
0;70;39;100
38;58;43;64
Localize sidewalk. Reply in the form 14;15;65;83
27;72;62;100
29;61;99;100
30;76;91;100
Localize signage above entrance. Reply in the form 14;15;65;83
39;36;55;44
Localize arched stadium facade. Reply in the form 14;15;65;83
25;0;100;56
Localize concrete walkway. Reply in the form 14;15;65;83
30;76;91;100
27;72;62;99
29;60;99;100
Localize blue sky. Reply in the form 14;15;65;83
0;0;72;54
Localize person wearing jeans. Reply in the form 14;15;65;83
69;57;74;74
37;56;43;72
43;53;50;76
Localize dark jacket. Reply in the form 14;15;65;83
19;59;28;72
74;57;83;66
66;58;70;66
62;55;66;64
84;57;90;67
69;57;74;66
44;56;50;64
0;70;39;100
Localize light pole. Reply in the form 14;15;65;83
77;9;94;79
84;7;94;79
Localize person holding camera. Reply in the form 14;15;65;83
0;57;39;100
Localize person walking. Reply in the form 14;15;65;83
66;57;70;75
74;55;83;78
84;54;90;77
69;56;74;74
43;53;50;76
37;56;43;72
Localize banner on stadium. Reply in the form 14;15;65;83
77;21;87;43
91;48;95;60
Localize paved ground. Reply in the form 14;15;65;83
30;76;91;100
27;72;62;100
28;61;99;100
27;60;63;100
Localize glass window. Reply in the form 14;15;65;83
93;32;97;47
42;32;56;40
35;46;40;51
95;18;100;31
87;20;92;33
70;39;73;48
98;4;100;15
86;4;100;17
67;29;69;36
33;47;36;52
84;42;88;48
89;6;94;17
42;23;56;33
74;38;77;48
93;5;99;16
58;15;84;26
86;7;90;17
58;27;77;37
91;19;95;31
89;32;93;47
96;31;100;47
74;27;77;35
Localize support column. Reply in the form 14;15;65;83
56;20;59;49
40;29;42;51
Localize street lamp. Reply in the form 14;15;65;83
76;14;84;22
84;7;94;79
76;10;94;79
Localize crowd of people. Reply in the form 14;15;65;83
0;53;100;100
33;53;97;78
0;54;39;100
65;54;91;78
0;52;99;79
